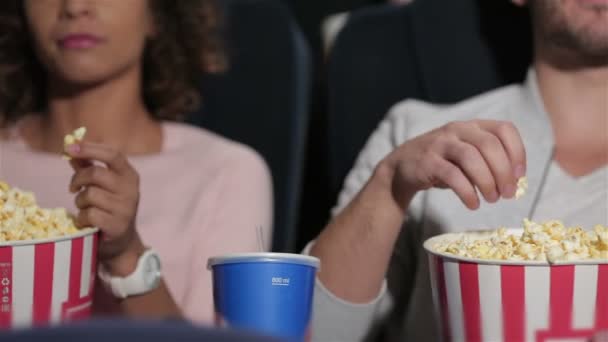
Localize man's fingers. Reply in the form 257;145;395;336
444;141;499;203
459;129;517;199
476;120;527;178
430;155;480;210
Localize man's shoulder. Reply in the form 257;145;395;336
385;83;525;140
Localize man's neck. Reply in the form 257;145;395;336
32;67;162;155
534;57;608;176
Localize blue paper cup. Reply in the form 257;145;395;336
207;253;320;342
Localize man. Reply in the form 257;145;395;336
309;0;608;340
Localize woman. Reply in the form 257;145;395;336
0;0;273;324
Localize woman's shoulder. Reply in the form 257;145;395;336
162;122;269;173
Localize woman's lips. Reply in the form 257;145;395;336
58;34;104;49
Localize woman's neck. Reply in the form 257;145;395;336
25;67;163;155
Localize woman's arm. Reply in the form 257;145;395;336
66;142;182;318
102;235;181;318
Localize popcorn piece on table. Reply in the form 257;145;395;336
62;126;87;160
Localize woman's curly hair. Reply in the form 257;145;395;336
0;0;226;125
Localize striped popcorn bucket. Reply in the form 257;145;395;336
424;229;608;342
0;229;98;329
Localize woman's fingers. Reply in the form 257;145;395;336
70;165;119;194
65;142;133;175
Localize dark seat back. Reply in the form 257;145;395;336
189;0;312;252
327;0;531;197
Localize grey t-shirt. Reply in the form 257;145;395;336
532;162;608;228
309;70;608;342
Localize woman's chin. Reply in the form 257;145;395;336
51;69;118;90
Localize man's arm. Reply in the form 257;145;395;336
311;161;412;302
311;119;526;304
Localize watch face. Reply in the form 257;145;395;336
143;253;162;289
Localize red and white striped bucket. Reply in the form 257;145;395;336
0;229;98;329
424;229;608;342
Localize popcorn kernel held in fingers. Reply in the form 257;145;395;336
515;176;528;199
62;126;87;160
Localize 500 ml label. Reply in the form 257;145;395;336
271;277;290;286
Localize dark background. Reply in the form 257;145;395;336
216;0;532;252
282;0;384;251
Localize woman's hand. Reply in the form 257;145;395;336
66;142;145;276
381;119;527;210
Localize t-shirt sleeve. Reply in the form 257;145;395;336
301;241;393;342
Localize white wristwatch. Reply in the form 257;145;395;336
98;249;162;299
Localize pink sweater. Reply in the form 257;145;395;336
0;122;273;325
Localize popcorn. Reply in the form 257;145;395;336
515;176;527;199
0;181;88;242
433;219;608;263
62;127;87;160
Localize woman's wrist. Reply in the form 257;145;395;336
101;235;146;277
